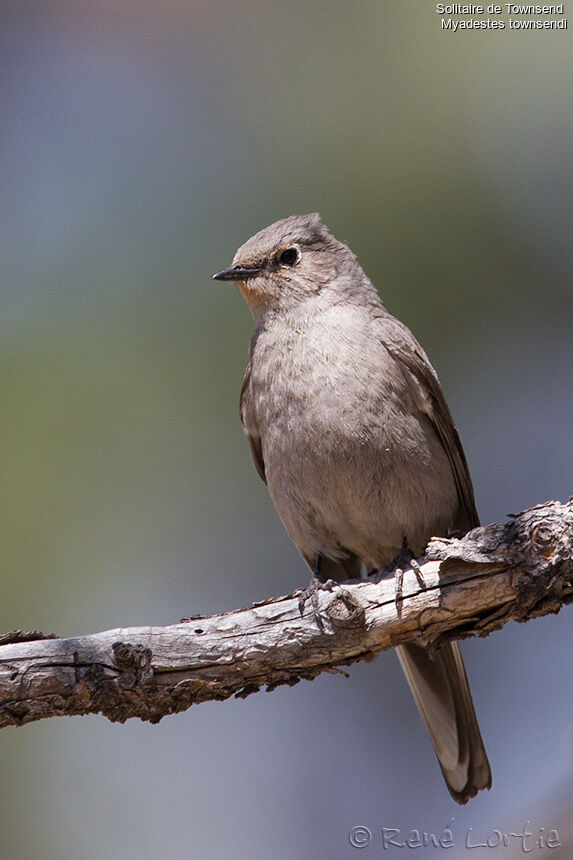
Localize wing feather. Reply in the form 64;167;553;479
383;318;479;531
240;363;266;484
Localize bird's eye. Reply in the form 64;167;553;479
278;247;299;267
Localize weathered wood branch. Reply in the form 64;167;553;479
1;500;571;730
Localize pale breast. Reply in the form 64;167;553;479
246;305;459;566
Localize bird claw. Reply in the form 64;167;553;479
394;567;405;604
381;542;426;609
409;555;425;589
298;575;337;631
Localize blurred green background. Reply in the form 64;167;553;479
2;1;572;858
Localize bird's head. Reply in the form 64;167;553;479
213;213;368;321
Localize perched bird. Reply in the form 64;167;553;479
213;213;491;803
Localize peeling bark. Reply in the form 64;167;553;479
1;500;571;730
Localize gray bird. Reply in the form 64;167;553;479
213;213;492;803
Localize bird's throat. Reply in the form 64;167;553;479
237;280;267;306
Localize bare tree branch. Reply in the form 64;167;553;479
1;500;571;730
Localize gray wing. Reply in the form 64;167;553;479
382;315;479;531
380;313;490;802
240;362;266;484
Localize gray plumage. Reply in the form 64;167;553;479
213;213;492;803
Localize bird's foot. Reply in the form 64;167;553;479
297;574;337;632
381;541;426;606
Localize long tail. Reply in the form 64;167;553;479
396;641;492;804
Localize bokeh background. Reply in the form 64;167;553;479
2;2;572;858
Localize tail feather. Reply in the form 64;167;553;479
396;641;491;804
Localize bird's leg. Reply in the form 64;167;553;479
297;553;337;631
381;538;426;606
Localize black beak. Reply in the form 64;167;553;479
212;265;262;281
